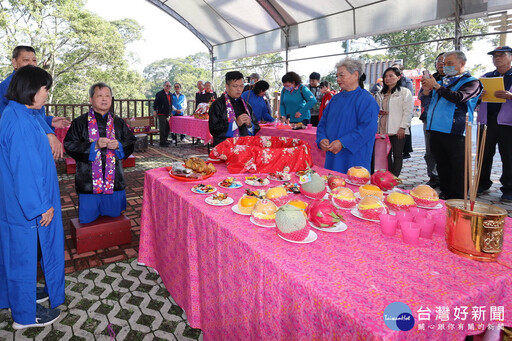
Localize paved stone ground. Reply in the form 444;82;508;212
0;123;510;340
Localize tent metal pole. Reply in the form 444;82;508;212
284;27;289;73
454;0;462;50
210;49;215;87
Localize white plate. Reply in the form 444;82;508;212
309;221;347;232
417;202;443;210
350;207;381;222
231;204;252;216
205;196;234;206
245;178;270;186
345;178;369;186
207;157;221;162
278;230;318;244
303;192;329;200
191;186;217;194
218;181;243;189
267;174;292;182
250;216;276;227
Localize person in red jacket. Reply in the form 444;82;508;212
318;81;337;122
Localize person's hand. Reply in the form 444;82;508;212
319;138;330;151
379;110;388;116
40;207;54;227
97;137;109;149
421;77;438;90
328;140;343;154
397;128;406;139
494;90;512;100
176;109;182;114
294;112;301;119
107;139;119;150
47;134;63;159
480;89;487;99
51;117;71;129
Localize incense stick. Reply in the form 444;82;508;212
471;125;487;210
464;116;469;209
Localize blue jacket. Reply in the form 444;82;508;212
426;74;481;135
279;84;316;123
241;90;274;122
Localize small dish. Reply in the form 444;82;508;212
278;230;318;243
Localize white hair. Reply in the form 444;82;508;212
335;58;363;77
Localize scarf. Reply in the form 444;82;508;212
442;71;467;88
88;108;116;194
224;92;250;137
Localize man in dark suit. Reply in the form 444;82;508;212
153;81;172;146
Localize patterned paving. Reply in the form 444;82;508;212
0;124;511;339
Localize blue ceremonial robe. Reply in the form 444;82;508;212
316;87;379;173
0;101;64;324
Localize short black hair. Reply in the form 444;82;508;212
309;72;320;80
12;45;36;59
319;81;331;89
6;65;52;105
281;71;302;85
252;80;269;94
225;71;244;85
89;82;112;98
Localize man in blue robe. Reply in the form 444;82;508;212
316;58;379;173
0;45;69;159
0;66;64;329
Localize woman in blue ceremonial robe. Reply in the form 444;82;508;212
0;65;64;329
316;58;379;173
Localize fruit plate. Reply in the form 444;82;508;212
416;202;443;210
345;178;369;186
191;185;217;194
218;180;243;189
267;173;292;182
245;178;270;186
278;230;317;244
205;196;234;206
309;221;347;232
231;204;252;216
250;216;276;228
350;208;380;222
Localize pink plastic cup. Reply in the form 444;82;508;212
379;214;398;236
432;214;446;236
415;217;435;239
400;221;421;245
396;211;413;228
409;207;427;221
307;124;313;129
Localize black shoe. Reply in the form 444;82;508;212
12;304;61;329
501;193;512;202
159;142;170;147
439;193;449;200
36;287;49;304
403;153;411;159
426;178;440;188
477;187;490;195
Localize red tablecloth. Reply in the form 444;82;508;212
55;126;69;144
257;126;326;167
138;164;512;340
170;116;212;144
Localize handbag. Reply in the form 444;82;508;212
374;134;391;170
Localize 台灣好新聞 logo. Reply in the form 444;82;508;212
383;302;415;331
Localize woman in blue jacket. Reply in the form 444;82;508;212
241;80;274;122
279;71;316;125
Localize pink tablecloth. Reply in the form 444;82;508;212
170;116;212;144
138;165;512;340
55;126;69;144
257;126;326;167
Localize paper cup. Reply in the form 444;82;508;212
401;221;421;245
379;214;398;236
432;213;446;236
409;207;427;220
396;211;413;227
416;217;435;239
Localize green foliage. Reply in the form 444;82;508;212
0;0;146;104
369;19;489;70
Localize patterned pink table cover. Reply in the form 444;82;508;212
138;165;512;341
257;126;326;167
170;116;212;144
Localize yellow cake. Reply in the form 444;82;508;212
357;195;387;220
359;184;384;199
265;186;289;206
329;187;357;209
385;192;416;211
347;166;370;185
410;185;439;207
237;195;259;214
251;199;278;226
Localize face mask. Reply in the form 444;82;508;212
284;86;294;92
250;79;255;85
443;65;458;76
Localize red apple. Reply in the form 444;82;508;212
327;175;346;190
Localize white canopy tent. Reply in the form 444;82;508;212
146;0;512;65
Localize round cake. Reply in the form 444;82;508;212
385;192;416;211
275;205;310;241
300;173;327;199
329;187;357;209
357;195;387;220
358;184;384;199
410;185;439;207
265;186;289;206
347;166;370;185
287;200;308;210
251;199;278;226
237;195;259;214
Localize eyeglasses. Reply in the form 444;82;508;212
174;86;180;89
164;85;171;88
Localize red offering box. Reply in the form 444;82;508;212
122;155;135;168
70;215;132;254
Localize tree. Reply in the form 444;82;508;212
0;0;147;105
367;19;492;70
